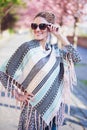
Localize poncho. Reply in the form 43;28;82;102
0;39;81;130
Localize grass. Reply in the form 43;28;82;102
75;63;87;67
80;80;87;86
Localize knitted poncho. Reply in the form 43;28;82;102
0;39;81;129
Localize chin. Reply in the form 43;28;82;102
35;36;44;40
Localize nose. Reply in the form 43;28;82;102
36;26;40;31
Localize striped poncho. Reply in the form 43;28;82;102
0;39;81;130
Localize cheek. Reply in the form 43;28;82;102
40;32;48;40
42;30;48;37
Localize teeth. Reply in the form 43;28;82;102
36;33;42;35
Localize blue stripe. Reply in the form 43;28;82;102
0;103;20;109
30;62;60;106
43;83;63;123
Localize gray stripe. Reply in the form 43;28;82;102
32;57;60;95
6;40;40;77
21;53;51;88
34;62;64;116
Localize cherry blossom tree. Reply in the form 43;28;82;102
16;0;87;26
1;0;87;46
15;0;87;46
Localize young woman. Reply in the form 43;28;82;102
0;11;81;130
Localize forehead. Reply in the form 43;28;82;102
33;17;48;24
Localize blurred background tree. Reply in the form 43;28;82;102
15;0;87;27
0;0;25;34
0;0;87;47
14;0;87;47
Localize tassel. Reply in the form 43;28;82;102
14;88;20;110
50;119;53;130
9;78;14;99
43;122;46;130
49;125;51;130
35;109;37;130
7;75;10;92
55;115;58;130
57;104;65;127
0;83;3;97
26;103;33;130
42;119;43;130
5;75;10;97
38;114;41;130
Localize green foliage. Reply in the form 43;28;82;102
80;80;87;86
8;28;15;34
0;0;24;14
0;0;22;5
0;0;25;32
75;63;87;67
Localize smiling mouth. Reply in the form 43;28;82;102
35;33;43;36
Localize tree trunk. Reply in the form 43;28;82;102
73;17;78;48
0;19;2;37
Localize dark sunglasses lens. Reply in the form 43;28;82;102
39;24;47;30
31;23;37;30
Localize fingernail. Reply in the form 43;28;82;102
24;90;27;94
56;27;59;31
28;94;33;97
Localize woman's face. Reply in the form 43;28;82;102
31;17;49;41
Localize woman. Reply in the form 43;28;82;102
0;11;81;130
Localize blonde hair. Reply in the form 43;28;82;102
34;11;56;24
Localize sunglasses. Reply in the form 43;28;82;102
31;23;48;30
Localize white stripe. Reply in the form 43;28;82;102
17;47;51;83
26;50;56;93
13;47;40;79
29;65;60;107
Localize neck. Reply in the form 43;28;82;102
39;37;47;49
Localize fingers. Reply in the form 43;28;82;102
24;92;33;100
24;91;33;101
24;90;34;97
47;24;59;32
14;88;34;105
24;93;34;106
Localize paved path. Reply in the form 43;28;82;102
77;46;87;64
0;32;87;130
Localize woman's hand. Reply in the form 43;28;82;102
12;90;33;104
48;24;70;46
48;23;60;36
